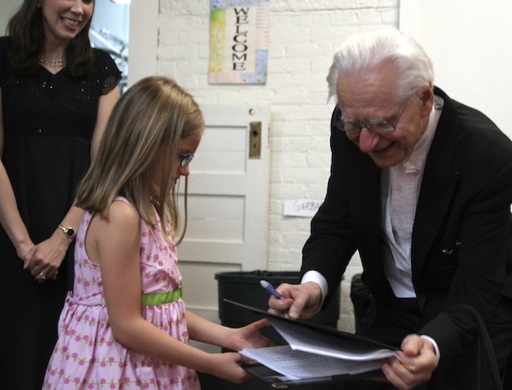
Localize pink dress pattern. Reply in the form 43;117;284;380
43;197;200;389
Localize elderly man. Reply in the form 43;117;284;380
269;29;512;389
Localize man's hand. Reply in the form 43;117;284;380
267;281;323;319
381;334;438;390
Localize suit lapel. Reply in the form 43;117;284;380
354;156;381;238
348;148;383;270
412;88;461;274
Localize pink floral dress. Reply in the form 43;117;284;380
43;197;200;389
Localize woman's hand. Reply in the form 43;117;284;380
24;230;72;282
17;239;35;264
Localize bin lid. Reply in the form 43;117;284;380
214;270;300;283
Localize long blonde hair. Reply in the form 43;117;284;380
76;76;204;240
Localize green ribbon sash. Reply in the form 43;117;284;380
141;287;182;306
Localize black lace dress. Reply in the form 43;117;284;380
0;36;121;389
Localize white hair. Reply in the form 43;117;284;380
326;28;434;102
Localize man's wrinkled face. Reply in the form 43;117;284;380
337;62;433;168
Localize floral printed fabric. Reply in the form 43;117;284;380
43;197;200;389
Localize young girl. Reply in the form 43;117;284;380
43;76;270;389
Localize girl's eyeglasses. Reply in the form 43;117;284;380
178;153;194;167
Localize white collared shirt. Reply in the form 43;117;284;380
381;96;443;297
303;96;444;299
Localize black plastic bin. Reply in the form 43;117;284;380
215;270;341;332
197;270;341;390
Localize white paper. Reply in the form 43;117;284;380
283;199;322;217
241;345;384;380
269;318;396;361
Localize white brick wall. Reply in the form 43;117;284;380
157;0;399;331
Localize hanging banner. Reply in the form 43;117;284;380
209;0;269;84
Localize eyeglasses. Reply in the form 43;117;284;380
336;99;410;136
178;153;194;167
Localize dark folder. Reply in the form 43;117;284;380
225;299;397;388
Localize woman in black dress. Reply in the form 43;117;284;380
0;1;121;388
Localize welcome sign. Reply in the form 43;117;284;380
209;0;269;84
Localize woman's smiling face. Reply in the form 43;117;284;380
40;0;94;43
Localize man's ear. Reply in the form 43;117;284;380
418;84;435;118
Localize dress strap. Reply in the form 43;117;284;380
141;287;182;306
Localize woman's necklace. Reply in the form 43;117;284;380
38;55;67;68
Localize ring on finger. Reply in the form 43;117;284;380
401;363;416;373
39;271;46;280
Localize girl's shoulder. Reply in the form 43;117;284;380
90;198;140;246
111;196;138;216
113;195;131;205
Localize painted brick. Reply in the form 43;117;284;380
159;0;399;330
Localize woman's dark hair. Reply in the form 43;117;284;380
6;1;95;77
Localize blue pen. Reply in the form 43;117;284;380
260;280;285;300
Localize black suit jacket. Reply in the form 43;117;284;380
301;87;512;370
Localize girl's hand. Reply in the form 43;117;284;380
206;352;253;384
225;319;272;352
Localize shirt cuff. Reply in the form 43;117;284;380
420;335;441;361
301;270;328;305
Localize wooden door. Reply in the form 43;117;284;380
178;105;270;329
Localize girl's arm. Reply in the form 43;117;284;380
25;87;119;279
186;310;270;352
91;200;256;383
